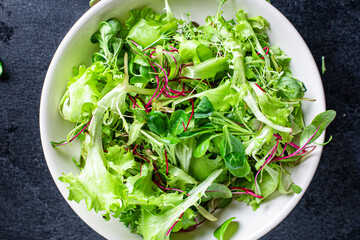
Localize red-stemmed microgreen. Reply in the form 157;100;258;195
52;117;92;148
128;94;140;109
168;45;178;52
165;149;169;176
254;139;280;194
273;134;300;149
272;120;325;162
131;145;162;182
185;99;194;130
256;46;269;59
166;212;185;236
254;83;266;92
229;187;263;199
144;60;161;109
279;142;288;157
153;181;190;196
182;121;187;132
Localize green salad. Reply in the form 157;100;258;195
53;1;335;239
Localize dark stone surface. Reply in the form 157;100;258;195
0;0;358;239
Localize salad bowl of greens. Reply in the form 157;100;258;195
40;0;335;239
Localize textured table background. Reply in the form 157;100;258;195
0;0;359;239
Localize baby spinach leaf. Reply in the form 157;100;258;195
130;76;149;89
214;217;236;240
194;96;214;118
299;110;336;147
193;133;212;158
220;126;250;178
274;76;304;99
169;110;187;135
292;184;302;194
147;111;169;136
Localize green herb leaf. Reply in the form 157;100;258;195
195;205;217;221
127;120;145;146
161;135;181;145
202;183;232;201
169;110;188;135
214;217;236;240
177;129;214;138
147;111;169;136
193;133;212;158
291;184;302;194
299;110;336;147
194;96;215;118
89;0;101;7
189;155;225;182
167;166;198;189
178;39;214;64
171;208;197;232
274;76;304;99
220;126;250;178
91;19;123;63
175;138;196;173
182;57;229;80
321;56;326;74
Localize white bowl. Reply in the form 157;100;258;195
40;0;326;239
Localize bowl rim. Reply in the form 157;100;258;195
39;0;326;239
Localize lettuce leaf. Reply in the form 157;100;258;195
59;63;106;122
126;6;178;48
126;165;162;204
189;154;225;182
181;56;228;79
137;169;222;240
59;106;127;214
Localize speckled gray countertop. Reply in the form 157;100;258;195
0;0;359;239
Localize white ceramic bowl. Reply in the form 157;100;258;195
40;0;326;239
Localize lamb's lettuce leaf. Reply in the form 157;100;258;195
214;217;236;240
